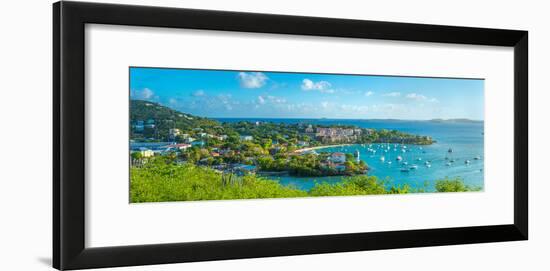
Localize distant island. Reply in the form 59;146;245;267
429;118;483;123
130;100;435;178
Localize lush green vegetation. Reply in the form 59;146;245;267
130;157;307;202
309;175;410;196
257;153;367;177
435;178;482;192
130;100;221;141
130;157;479;203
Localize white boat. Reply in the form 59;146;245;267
446;162;452;166
410;165;418;170
400;168;410;172
387;161;392;165
417;158;422;161
474;155;481;160
380;156;385;162
396;156;403;161
426;164;432;168
465;160;471;164
403;161;409;166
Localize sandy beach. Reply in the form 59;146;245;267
293;144;352;153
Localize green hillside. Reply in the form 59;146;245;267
130;100;223;141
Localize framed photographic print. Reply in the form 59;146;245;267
53;1;528;270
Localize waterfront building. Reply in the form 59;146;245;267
331;152;346;163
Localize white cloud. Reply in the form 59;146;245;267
192;90;205;97
321;101;329;109
301;79;334;93
132;88;154;99
256;95;287;106
406;93;439;103
257;96;266;105
238;72;268;89
383;92;401;97
267;95;286;104
364;91;374;97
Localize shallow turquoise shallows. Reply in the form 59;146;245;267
218;119;484;192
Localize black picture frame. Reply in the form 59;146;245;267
53;1;528;270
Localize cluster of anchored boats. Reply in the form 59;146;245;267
361;144;482;173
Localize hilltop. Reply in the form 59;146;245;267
130;100;222;141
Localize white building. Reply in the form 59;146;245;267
240;135;253;141
136;148;154;158
331;152;346;163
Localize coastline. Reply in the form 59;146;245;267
294;144;353;153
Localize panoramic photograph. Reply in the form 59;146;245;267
129;67;484;203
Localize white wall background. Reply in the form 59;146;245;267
0;0;545;270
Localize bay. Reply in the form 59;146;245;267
217;118;484;192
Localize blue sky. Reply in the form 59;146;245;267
130;67;484;120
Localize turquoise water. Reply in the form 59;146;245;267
217;119;484;192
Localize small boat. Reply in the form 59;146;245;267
424;161;430;165
410;165;418;170
380;156;385;162
400;168;410;172
401;149;406;153
396;156;403;161
465;160;471;164
448;148;453;153
446;162;452;166
474;155;481;160
417;158;422;161
403;161;409;166
426;164;432;168
387;161;392;165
